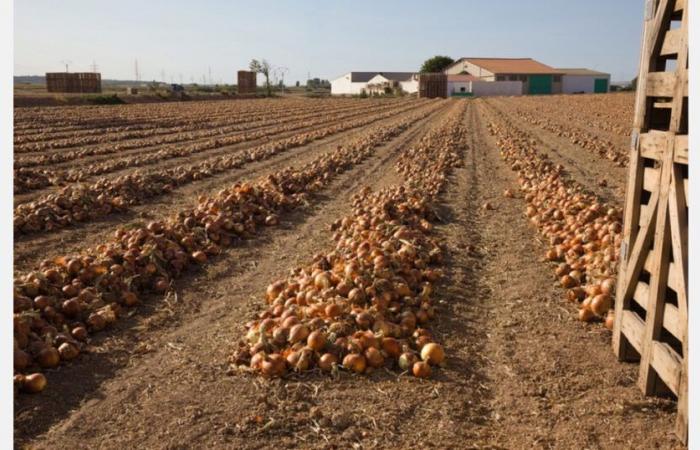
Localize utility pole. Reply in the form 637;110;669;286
60;60;72;72
208;66;212;85
90;60;99;73
134;59;140;82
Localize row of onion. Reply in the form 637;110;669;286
230;101;468;379
489;99;628;167
13;102;445;394
485;109;622;327
15;100;440;234
15;98;403;157
14;99;421;196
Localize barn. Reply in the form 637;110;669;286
444;57;562;95
556;68;611;94
330;72;418;95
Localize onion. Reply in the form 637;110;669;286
398;352;418;371
36;346;60;368
22;373;48;393
58;342;80;361
288;324;310;344
365;347;384;368
412;361;432;378
14;349;32;370
420;343;445;366
381;337;401;358
342;353;366;374
307;330;326;351
318;353;338;372
578;308;595;322
605;311;615;330
590;294;612;316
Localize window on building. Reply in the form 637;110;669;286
519;75;527;82
508;75;518;81
553;75;562;82
460;86;466;92
496;75;505;81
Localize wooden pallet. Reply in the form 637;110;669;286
612;0;688;443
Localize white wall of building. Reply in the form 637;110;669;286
471;80;523;96
399;78;418;94
448;81;470;95
331;73;368;95
445;60;495;80
561;75;610;94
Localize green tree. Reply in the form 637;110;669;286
250;59;272;96
420;55;454;73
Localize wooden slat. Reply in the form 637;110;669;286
674;0;684;12
662;304;681;340
643;167;660;191
633;281;650;309
621;310;645;352
638;134;674;395
650;341;681;395
674;135;688;164
639;131;666;160
646;72;675;97
660;28;682;55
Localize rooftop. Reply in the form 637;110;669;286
346;72;416;82
556;68;610;76
447;57;557;75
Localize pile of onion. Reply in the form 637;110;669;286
487;113;622;325
231;102;468;379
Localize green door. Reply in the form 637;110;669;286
594;78;608;93
528;75;552;95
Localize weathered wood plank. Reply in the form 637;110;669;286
643;167;660;191
660;28;681;55
621;310;645;353
674;135;688;164
650;341;681;395
646;72;675;97
638;135;674;395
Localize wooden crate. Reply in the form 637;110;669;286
45;72;102;93
418;73;447;98
237;70;257;94
612;0;688;443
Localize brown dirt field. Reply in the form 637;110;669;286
14;98;683;449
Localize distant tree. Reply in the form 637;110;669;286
250;59;272;96
420;55;454;73
295;80;300;87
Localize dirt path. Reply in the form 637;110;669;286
468;100;680;448
15;100;683;449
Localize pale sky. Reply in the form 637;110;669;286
15;0;644;84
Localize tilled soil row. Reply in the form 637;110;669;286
487;97;629;167
482;98;627;207
14;102;447;272
13;97;372;139
14;98;388;153
14;100;424;194
15;99;412;165
14;101;444;235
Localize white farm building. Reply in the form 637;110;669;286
556;68;611;94
330;72;418;96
